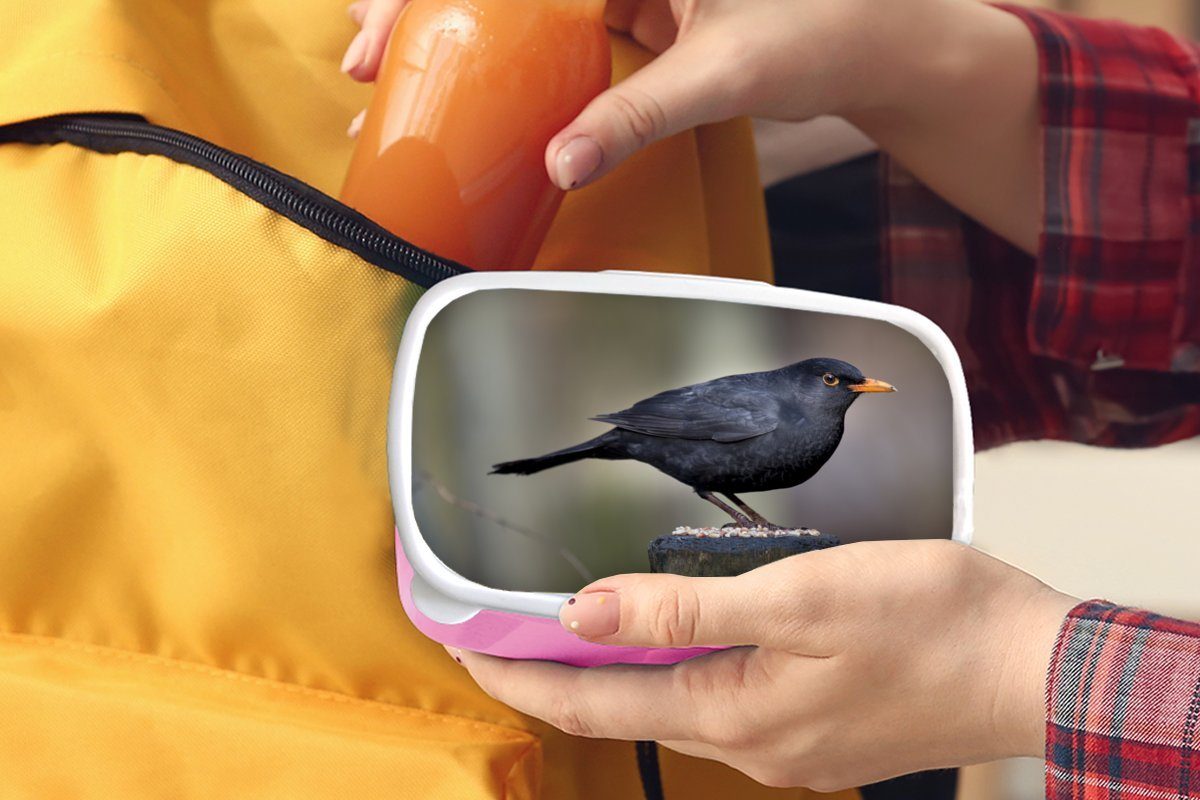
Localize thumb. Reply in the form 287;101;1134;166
559;571;787;649
546;34;740;191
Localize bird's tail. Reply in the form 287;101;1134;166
490;435;611;476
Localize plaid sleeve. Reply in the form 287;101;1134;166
1047;601;1200;799
880;7;1200;450
997;6;1200;374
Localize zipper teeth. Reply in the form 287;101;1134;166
55;118;462;285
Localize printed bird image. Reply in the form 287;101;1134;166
491;358;896;529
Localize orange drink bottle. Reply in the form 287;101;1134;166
340;0;611;269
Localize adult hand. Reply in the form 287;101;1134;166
450;540;1076;790
340;0;883;179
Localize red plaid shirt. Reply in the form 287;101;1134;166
1047;602;1200;799
879;6;1200;798
883;6;1200;450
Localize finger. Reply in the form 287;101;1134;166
558;569;807;650
344;0;408;82
545;33;742;190
340;29;370;76
456;650;699;742
347;109;366;138
347;0;369;26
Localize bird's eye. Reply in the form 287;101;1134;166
822;373;839;387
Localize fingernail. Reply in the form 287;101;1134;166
554;137;603;190
341;31;369;73
347;1;367;24
560;591;619;638
347;110;366;138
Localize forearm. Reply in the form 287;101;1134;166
845;0;1041;253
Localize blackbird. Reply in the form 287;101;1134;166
491;357;895;528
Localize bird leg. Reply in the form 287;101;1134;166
696;490;754;529
722;492;785;530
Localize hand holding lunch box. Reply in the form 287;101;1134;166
385;271;1076;793
387;270;976;665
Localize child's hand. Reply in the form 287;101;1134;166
449;540;1076;790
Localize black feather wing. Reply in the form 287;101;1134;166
592;378;781;443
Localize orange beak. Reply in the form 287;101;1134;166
849;377;897;393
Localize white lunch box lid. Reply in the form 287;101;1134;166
388;270;974;622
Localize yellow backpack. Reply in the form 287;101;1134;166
0;1;862;798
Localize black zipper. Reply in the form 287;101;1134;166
0;113;468;288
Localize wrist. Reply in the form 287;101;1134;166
828;0;939;121
842;1;1035;135
993;587;1078;758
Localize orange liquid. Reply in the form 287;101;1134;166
341;0;610;269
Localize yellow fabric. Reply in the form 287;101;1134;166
0;2;858;798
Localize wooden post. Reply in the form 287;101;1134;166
647;527;841;578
